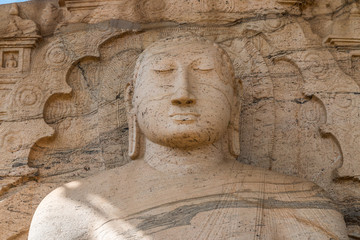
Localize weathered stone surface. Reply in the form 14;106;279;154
0;0;359;239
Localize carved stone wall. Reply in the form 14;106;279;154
1;0;360;239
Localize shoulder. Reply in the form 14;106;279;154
233;162;312;183
243;166;348;239
28;161;144;240
28;180;93;240
232;163;333;201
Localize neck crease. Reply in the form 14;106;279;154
142;138;227;175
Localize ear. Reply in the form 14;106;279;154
125;82;140;160
228;80;241;157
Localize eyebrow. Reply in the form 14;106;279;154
145;47;211;57
192;58;215;65
143;52;215;66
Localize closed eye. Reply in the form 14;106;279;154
154;69;176;73
192;59;214;72
193;67;214;72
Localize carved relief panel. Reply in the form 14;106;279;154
0;4;42;177
1;50;19;69
322;2;360;180
0;47;32;76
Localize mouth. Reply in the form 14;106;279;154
169;112;200;123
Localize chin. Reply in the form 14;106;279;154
152;128;222;149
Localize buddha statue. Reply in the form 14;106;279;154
28;35;348;239
5;55;17;68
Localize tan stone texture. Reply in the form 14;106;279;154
0;0;359;239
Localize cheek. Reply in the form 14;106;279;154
136;100;168;133
201;101;231;130
196;87;232;119
134;83;174;108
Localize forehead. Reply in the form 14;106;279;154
141;41;219;64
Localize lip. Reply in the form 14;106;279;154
169;112;200;123
169;112;200;117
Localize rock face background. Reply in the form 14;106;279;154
1;0;360;239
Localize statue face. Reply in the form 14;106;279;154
133;40;234;148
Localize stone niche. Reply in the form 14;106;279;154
0;0;360;239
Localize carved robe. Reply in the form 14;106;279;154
29;160;348;240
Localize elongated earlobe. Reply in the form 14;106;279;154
125;83;140;160
228;82;241;157
229;115;240;157
128;114;140;159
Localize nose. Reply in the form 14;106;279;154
171;67;196;106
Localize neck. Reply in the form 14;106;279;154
142;138;231;175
